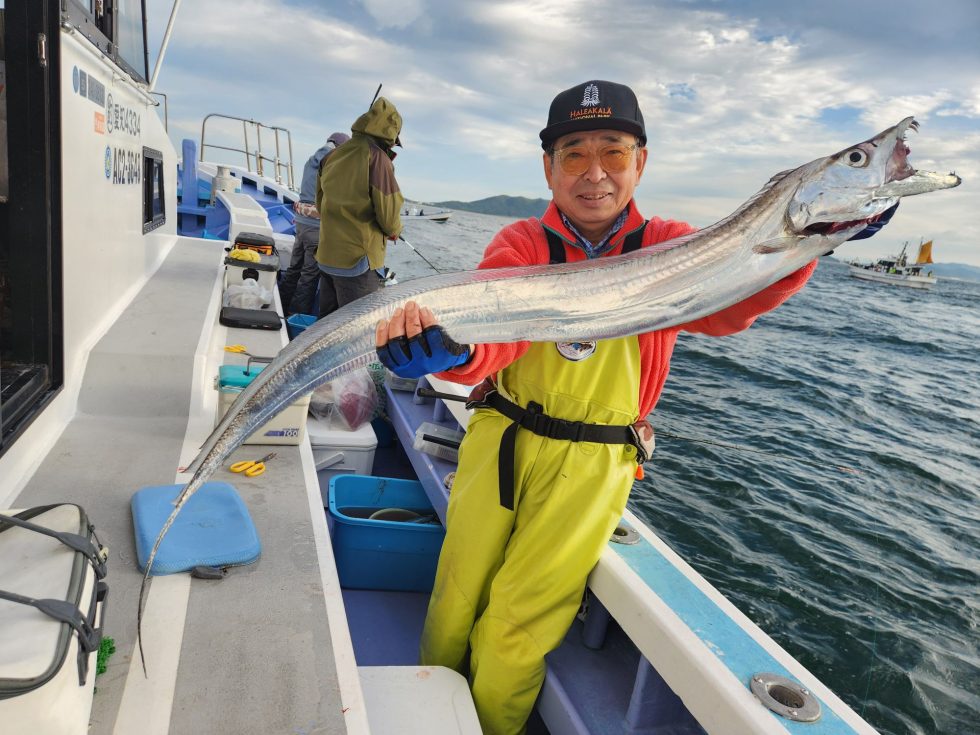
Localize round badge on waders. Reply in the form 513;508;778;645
556;341;596;361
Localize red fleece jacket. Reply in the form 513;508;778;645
438;200;817;417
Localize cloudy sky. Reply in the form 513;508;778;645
147;1;980;265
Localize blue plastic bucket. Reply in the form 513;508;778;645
286;313;317;340
328;475;445;592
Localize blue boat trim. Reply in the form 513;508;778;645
611;535;855;734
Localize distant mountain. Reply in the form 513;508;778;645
926;262;980;282
431;195;549;219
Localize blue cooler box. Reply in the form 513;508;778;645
328;475;444;592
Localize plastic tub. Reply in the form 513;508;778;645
413;422;464;463
328;475;445;592
286;313;317;340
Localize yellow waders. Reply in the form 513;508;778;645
419;337;642;735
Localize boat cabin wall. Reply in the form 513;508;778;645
59;28;179;353
0;26;179;503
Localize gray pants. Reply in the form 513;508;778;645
318;268;383;318
278;221;320;316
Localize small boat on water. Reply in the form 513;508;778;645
848;238;938;289
402;205;452;222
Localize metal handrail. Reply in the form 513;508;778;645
150;92;168;131
199;113;296;190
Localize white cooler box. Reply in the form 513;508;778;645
308;415;378;505
0;504;108;735
216;363;311;445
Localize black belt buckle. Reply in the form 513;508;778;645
548;416;576;440
522;402;549;436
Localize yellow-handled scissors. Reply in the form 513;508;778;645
229;452;277;477
224;344;252;355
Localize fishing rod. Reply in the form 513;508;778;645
414;388;862;475
397;235;444;274
369;83;382;108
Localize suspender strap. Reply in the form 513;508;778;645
0;511;108;579
544;228;567;264
621;223;646;253
480;391;635;511
544;221;648;265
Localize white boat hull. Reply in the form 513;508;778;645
402;208;452;222
848;266;937;289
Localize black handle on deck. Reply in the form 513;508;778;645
416;388;468;403
421;434;461;450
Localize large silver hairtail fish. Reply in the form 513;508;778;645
137;117;959;664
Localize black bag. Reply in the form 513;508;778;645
219;306;283;330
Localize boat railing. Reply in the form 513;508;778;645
199;113;296;190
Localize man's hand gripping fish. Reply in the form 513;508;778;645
136;117;960;667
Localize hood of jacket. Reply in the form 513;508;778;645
352;97;402;148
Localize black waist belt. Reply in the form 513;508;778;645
478;391;635;511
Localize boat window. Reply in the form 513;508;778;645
142;146;165;233
64;0;148;84
114;0;147;82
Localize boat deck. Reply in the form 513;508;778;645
11;238;358;734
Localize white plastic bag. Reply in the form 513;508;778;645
310;368;379;430
223;278;272;308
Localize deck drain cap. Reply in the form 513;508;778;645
750;673;821;722
610;522;639;545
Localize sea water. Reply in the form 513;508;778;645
393;211;979;735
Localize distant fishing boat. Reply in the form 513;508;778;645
402;205;452;222
848;238;938;289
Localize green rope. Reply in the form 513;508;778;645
96;636;116;676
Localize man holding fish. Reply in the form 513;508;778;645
375;79;894;734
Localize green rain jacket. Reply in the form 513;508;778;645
315;97;404;270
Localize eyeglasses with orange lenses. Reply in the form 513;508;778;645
552;142;638;176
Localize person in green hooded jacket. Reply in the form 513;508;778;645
315;96;405;318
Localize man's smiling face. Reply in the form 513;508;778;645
544;129;648;242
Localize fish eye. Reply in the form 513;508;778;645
843;148;870;168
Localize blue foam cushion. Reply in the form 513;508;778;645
131;482;260;575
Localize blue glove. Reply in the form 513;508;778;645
848;202;898;241
377;325;471;378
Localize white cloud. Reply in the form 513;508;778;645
362;0;426;29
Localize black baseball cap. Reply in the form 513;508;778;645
539;80;646;150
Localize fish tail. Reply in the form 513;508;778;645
136;476;201;675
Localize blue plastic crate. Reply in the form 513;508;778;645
286;313;317;340
328;475;444;592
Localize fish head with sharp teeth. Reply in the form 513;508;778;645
786;117;961;239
